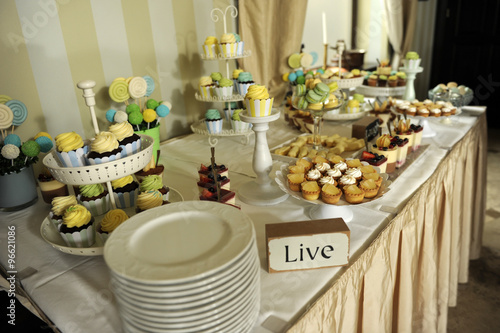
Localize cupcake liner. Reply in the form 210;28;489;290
49;212;62;229
245;98;274;117
346;106;360;114
236;41;244;56
205;119;223;134
56;145;88;167
113;190;138;209
215;86;234;99
238;82;255;96
404;59;421;70
59;222;95;248
203;44;218;59
220;43;237;57
231;119;252;132
223;108;235;121
96;231;110;244
119;137;141;157
86;150;122;165
77;193;110;216
233;80;240;94
199;85;214;99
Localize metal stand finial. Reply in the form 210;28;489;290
211;5;238;34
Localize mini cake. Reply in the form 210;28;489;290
54;131;88;167
77;183;110;216
199;163;228;180
139;175;169;201
392;136;409;169
38;171;68;204
215;77;234;99
205;109;223;134
319;175;336;187
198;164;230;193
391;119;414;155
397;72;407;86
200;188;236;206
287;173;305;192
371;134;397;173
338;174;357;190
136;190;166;213
232;69;244;92
202;36;218;58
387;75;398;87
295;158;313;172
343;184;365;204
315;162;331;174
359;179;379;199
49;195;77;228
108;121;141;157
230;109;251;132
245;85;273;117
410;124;424;152
361;151;388;174
301;181;320;201
367;74;378;87
334;161;347;172
321;183;342;204
59;204;95;248
416;107;429;117
135;155;165;182
238;72;255;96
86;131;122;165
97;209;129;243
346;99;360;113
199;76;215;99
111;175;139;208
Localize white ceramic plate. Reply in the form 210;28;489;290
323;109;371;121
104;201;255;283
40;188;184;256
110;241;256;295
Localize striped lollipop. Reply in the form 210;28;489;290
0;95;12;104
128;77;147;99
6;99;28;126
0;104;13;138
143;75;155;97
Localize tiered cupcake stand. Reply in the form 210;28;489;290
191;5;252;147
40;80;183;255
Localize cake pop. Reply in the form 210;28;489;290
128;111;143;131
125;103;140;114
106;109;117;122
114;111;128;123
1;144;19;165
146;99;159;110
21;140;41;162
4;133;21;147
35;136;53;153
143;109;157;129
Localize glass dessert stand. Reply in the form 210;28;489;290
238;109;289;206
275;164;392;222
291;89;345;150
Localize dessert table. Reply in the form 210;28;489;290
0;106;486;333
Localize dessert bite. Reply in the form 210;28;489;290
391;135;409;169
136;190;167;213
244;84;273;117
361;151;388;174
111;175;139;208
391;119;414;155
49;195;77;228
139;175;169;201
54;131;88;167
97;209;129;243
108;121;141;157
410;124;423;152
77;183;110;216
370;134;397;173
38;169;68;204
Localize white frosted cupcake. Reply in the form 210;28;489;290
108;121;141;157
86;131;122;165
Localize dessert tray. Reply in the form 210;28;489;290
321;76;364;89
40;188;184;256
42;134;154;185
194;92;245;102
356;85;406;97
200;49;252;61
190;118;253;146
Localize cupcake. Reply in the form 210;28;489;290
202;36;218;59
59;204;95;248
219;33;238;57
344;185;365;204
359;179;379;199
232;69;244;92
416;107;429;117
86;131;122;165
49;195;77;228
54;131;88;167
135;155;165;182
97;209;129;243
301;181;320;201
378;75;388;87
205;109;223;134
230;109;252;132
215;78;234;99
233;33;244;56
404;51;421;69
367;74;378;87
430;107;442;117
287;173;305;192
210;72;222;85
136;190;166;213
199;76;215;99
238;72;255;96
139;175;169;201
388;75;398;87
396;72;407;86
111;175;139;208
108;121;141;157
245;85;273;117
321;184;342;204
77;183;110;216
346;99;360;113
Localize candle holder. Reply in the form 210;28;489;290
238;109;289;206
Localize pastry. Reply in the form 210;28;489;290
215;77;234;99
86;131;122;165
237;72;255;96
319;175;337;187
199;76;215;98
306;168;322;182
54;131;88;167
77;183;110;216
367;74;378;87
205;109;223;134
361;151;388;174
392;136;409;169
397;72;407;86
416;107;429;117
232;69;244;92
359;179;379;198
345;167;362;181
326;167;343;181
111;175;139;208
391;119;414;155
343;184;365;204
388;75;398;87
321;183;342;204
108;121;141;157
59;204;95;248
199;163;228;180
338;174;357;190
346;159;362;168
199;188;236;206
97;209;129;243
409;124;424;152
362;172;383;188
378;75;388;87
346;99;360;113
202;36;218;59
219;33;238;57
301;181;320;201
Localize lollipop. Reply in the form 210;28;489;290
35;136;53;153
1;144;19;165
21;140;40;163
161;100;172;111
6;100;28;126
0;104;14;138
0;95;12;104
143;109;157;129
128;77;147;99
146;99;159;110
128;111;143;131
125;103;140;114
4;134;21;147
114;111;128;123
125;77;133;84
109;80;130;103
143;75;155;97
113;77;126;82
106;109;117;122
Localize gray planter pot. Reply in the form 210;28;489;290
0;165;38;211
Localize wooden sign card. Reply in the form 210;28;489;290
265;218;350;273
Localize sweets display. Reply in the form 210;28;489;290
202;33;244;59
273;134;365;159
394;99;457;118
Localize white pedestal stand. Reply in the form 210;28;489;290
238;110;288;206
399;66;423;101
418;117;436;138
308;205;353;222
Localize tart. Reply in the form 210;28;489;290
301;181;320;201
288;165;306;174
359;179;379;198
343;184;365;204
362;172;383;188
296;158;313;172
321;184;342;204
287;173;305;192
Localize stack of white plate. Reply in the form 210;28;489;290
104;201;260;333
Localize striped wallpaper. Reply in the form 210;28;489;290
0;0;237;147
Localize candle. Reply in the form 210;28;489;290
322;12;327;45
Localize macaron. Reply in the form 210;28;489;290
296;84;306;96
313;82;330;96
298;96;309;110
306;90;322;104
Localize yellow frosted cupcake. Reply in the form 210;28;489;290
202;36;219;58
97;209;129;243
359;179;379;198
321;184;342;204
344;184;365;204
245;85;273;117
301;181;321;201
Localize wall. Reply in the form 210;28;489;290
0;0;237;147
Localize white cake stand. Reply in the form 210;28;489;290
238;110;289;206
399;66;423;102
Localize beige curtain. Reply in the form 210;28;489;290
238;0;308;104
383;0;418;69
286;113;487;332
